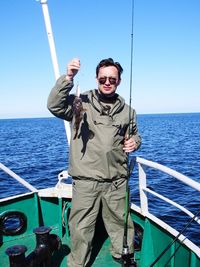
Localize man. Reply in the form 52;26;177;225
47;58;141;267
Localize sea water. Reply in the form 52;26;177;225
0;113;199;246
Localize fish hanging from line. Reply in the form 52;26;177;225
72;84;85;139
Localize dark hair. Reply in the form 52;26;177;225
96;58;123;79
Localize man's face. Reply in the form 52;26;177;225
96;66;121;96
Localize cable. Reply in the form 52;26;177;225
150;208;200;267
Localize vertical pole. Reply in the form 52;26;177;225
138;163;148;215
40;0;71;144
40;0;60;80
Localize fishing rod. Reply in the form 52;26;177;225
121;0;136;266
122;158;136;266
149;208;200;267
39;0;71;144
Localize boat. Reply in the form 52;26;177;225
0;157;200;266
1;1;200;266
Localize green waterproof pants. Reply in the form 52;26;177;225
67;178;134;267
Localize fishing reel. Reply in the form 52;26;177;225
121;244;137;267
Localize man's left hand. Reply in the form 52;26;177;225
123;137;137;153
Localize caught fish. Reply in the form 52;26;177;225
72;84;85;139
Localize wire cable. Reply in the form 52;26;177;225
150;208;200;267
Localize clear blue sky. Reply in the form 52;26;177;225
0;0;199;119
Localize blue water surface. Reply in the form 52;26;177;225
0;113;199;246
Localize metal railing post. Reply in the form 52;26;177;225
138;162;148;215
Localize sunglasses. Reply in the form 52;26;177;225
98;76;117;85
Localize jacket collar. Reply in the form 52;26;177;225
89;89;125;117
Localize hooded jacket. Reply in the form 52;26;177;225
47;75;141;181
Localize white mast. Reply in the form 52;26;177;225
39;0;71;144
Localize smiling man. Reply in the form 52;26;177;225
47;57;141;267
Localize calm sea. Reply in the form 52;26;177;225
0;113;199;246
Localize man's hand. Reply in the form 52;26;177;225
66;58;81;81
123;136;137;153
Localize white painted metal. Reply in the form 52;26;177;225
40;0;59;79
38;184;72;199
0;163;37;192
0;192;34;203
132;158;200;257
136;157;200;191
138;162;148;215
144;187;200;224
40;0;71;144
136;156;200;236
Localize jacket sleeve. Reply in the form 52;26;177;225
47;75;75;121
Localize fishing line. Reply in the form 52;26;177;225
121;0;135;266
150;208;200;267
128;0;135;120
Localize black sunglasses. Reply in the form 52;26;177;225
98;76;117;85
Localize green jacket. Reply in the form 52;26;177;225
47;75;141;181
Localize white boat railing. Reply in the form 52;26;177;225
0;162;37;193
1;156;200;226
136;156;200;224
